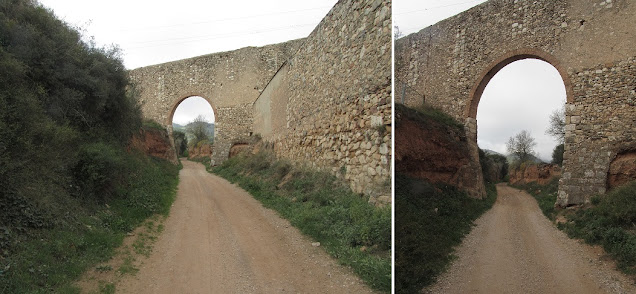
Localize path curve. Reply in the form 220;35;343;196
426;184;636;294
117;160;373;293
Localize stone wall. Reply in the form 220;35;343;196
130;0;392;205
395;0;636;206
253;0;392;205
129;40;302;165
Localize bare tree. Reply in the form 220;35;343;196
507;130;537;163
545;106;565;143
394;26;403;40
186;115;210;147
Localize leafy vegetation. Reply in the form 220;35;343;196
552;143;564;165
511;177;559;220
479;148;509;184
0;151;179;293
173;130;188;157
409;104;465;131
211;151;391;292
559;181;636;274
395;174;497;293
185;115;213;147
0;1;180;292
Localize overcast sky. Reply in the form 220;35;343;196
394;0;566;162
38;0;338;125
172;96;215;125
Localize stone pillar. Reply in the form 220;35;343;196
464;117;487;199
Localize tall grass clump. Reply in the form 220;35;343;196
212;151;391;292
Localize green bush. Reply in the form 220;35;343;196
552;143;564;165
74;142;128;200
0;152;179;293
212;151;391;292
560;181;636;273
0;2;180;292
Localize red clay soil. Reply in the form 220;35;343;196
129;128;178;164
509;163;561;185
608;151;636;190
395;105;481;197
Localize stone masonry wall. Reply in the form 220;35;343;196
212;103;254;166
395;0;636;205
129;40;302;165
253;0;392;205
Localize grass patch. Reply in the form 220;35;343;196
117;253;139;276
0;153;180;293
142;120;166;131
210;151;391;292
98;282;115;294
396;103;464;131
395;173;497;293
511;177;559;220
558;181;636;274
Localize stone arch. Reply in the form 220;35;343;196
166;94;217;129
466;48;573;119
228;142;250;158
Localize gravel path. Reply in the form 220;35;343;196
425;183;636;294
116;159;374;293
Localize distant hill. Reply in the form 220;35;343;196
172;122;214;141
483;149;505;157
482;149;544;164
506;153;545;164
173;123;185;132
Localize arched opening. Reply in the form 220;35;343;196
471;52;569;185
228;143;249;158
169;96;216;159
467;49;573;119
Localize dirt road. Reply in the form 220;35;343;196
116;160;373;293
426;184;636;294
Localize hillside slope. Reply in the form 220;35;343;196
0;2;180;292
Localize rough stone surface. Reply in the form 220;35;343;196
395;0;636;206
509;163;561;185
129;0;391;204
607;150;636;190
228;143;250;158
129;40;302;166
129;128;178;164
253;0;392;205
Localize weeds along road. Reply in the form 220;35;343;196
117;159;373;293
426;184;636;294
